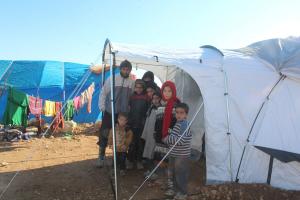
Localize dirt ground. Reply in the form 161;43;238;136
1;123;300;200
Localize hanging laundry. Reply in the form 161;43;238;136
86;82;95;113
64;100;75;121
52;102;64;131
2;88;29;126
28;96;43;115
73;96;81;111
80;90;88;106
43;100;56;117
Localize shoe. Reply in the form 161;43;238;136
174;192;187;200
137;162;144;170
126;160;134;170
164;189;175;196
96;158;104;168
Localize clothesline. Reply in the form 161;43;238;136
2;82;95;127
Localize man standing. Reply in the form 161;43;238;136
92;60;134;167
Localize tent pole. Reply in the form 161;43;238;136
109;50;118;200
235;74;286;182
221;57;233;181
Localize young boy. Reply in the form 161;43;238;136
163;102;192;200
127;79;149;169
108;112;133;175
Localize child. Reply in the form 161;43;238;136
146;83;156;100
154;81;180;147
108;112;133;175
163;103;192;200
153;81;180;197
127;79;150;169
141;91;162;175
142;71;160;92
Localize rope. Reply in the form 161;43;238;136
0;171;20;199
128;102;204;200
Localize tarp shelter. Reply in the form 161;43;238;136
102;37;300;190
0;60;105;123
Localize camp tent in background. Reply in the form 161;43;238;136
102;37;300;190
0;60;107;123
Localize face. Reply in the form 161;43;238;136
120;67;131;78
163;86;173;100
175;107;188;121
152;95;161;106
118;115;127;127
134;83;144;95
146;87;155;98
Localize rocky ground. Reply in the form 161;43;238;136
1;123;300;200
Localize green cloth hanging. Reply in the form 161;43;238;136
64;100;75;121
2;88;29;126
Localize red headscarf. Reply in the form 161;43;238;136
161;81;180;139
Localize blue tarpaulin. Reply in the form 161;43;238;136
0;60;113;123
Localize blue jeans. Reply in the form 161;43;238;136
168;156;190;194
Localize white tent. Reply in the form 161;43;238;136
102;37;300;190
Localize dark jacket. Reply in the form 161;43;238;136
128;92;149;129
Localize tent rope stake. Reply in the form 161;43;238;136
235;74;286;183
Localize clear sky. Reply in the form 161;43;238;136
1;0;300;65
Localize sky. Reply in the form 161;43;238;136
1;0;300;65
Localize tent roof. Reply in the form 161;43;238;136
103;37;300;81
233;37;300;79
0;60;99;90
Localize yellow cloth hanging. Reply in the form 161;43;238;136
43;100;56;117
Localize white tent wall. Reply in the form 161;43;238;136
250;78;300;154
271;160;300;190
247;77;300;190
223;53;280;184
102;38;300;190
192;65;231;182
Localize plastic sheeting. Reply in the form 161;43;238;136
0;60;104;123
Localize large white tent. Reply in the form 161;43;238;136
101;37;300;190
